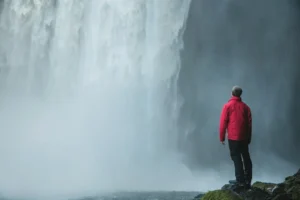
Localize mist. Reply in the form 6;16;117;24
0;0;229;198
179;0;300;177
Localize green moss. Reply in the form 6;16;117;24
200;190;242;200
252;181;276;193
283;174;300;199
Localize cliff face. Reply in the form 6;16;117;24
195;169;300;200
179;0;300;170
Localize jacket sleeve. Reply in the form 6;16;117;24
219;104;229;142
247;106;252;144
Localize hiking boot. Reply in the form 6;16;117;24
244;180;251;190
231;182;246;193
229;180;246;186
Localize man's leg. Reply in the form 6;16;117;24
241;141;252;188
228;140;245;184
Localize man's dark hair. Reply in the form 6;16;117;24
232;86;243;97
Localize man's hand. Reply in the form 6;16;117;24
221;141;225;145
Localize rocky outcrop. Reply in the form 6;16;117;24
194;169;300;200
200;189;242;200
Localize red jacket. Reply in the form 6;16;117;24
219;96;252;142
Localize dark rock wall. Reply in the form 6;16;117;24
179;0;300;169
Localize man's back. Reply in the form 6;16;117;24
219;96;252;142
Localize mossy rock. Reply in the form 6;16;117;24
242;187;269;199
286;185;300;200
271;184;286;196
271;193;291;200
283;170;300;199
252;181;276;193
200;190;242;200
284;176;300;186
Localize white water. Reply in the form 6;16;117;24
0;0;224;198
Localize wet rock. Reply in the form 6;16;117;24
199;189;242;200
194;168;300;200
284;171;300;200
286;185;300;199
252;181;276;194
242;187;269;200
221;183;247;194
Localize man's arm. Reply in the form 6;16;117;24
247;106;252;144
219;104;229;142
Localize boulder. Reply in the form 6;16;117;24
283;170;300;199
242;187;269;200
199;189;242;200
252;181;276;194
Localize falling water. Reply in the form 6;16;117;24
0;0;219;198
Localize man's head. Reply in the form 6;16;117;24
232;86;243;97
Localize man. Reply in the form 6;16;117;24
219;86;253;189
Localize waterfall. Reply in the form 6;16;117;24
0;0;203;197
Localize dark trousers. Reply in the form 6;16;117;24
228;139;252;184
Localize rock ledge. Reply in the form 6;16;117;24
194;169;300;200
